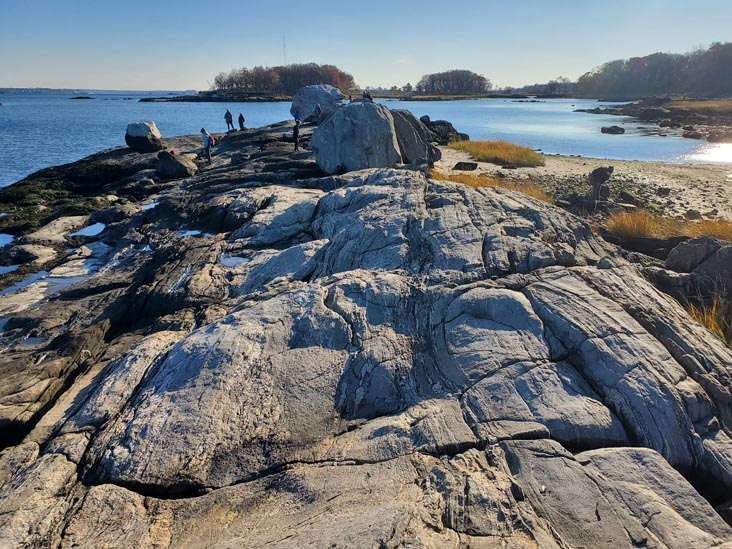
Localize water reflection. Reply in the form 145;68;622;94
683;142;732;163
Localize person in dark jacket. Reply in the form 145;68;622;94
293;120;301;151
224;110;235;131
238;112;245;131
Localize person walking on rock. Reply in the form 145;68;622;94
293;120;301;152
238;112;245;131
200;128;215;164
224;109;235;131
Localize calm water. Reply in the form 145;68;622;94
1;91;730;187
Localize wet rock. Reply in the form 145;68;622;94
125;121;164;153
601;125;625;134
683;130;703;139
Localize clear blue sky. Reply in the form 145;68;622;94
1;0;730;90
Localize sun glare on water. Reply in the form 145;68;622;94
685;143;732;163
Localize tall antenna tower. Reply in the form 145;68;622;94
283;36;287;66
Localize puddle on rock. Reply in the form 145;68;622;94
220;254;252;267
0;264;20;275
70;222;106;238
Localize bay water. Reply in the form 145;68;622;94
1;90;730;188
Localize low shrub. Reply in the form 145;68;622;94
448;141;545;167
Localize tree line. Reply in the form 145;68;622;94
211;63;355;96
574;42;732;98
415;69;492;95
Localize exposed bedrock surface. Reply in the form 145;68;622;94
1;122;732;548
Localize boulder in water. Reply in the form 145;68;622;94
311;102;402;174
601;125;625;135
125;121;164;153
290;84;346;123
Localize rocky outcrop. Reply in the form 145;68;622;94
155;151;198;180
290;84;346;123
125;121;164;153
601;125;625;134
391;109;441;165
420;115;470;144
1;120;732;548
311;102;402;174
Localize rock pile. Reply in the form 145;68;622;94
1;119;732;548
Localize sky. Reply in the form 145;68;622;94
1;0;731;90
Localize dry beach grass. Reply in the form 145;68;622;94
430;169;552;202
448;140;545;167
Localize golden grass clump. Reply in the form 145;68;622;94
605;211;657;239
606;210;732;241
689;294;732;345
448;140;545;168
429;170;551;203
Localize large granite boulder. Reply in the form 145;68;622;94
3;122;732;547
311;102;402;174
125;121;164;153
289;84;346;123
155;151;197;180
391;109;441;165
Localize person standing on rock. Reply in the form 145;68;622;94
314;103;323;125
238;112;245;131
293;120;301;152
200;128;214;164
224;110;235;131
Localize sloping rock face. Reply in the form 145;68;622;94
290;84;346;122
125;121;164;153
2;123;732;548
392;109;442;165
312;102;402;174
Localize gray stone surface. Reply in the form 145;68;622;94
289;84;346;122
1;121;732;548
311;102;402;174
391;108;442;164
125;121;164;153
155;151;197;180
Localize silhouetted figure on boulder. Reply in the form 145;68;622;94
293;120;301;151
238;112;245;131
590;166;614;202
224;110;235;131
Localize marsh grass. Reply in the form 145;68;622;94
430;170;551;202
448;141;545;167
669;99;732;115
689;293;732;346
606;210;732;241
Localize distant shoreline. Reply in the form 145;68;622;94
139;90;574;103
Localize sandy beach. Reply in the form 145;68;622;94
436;146;732;220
